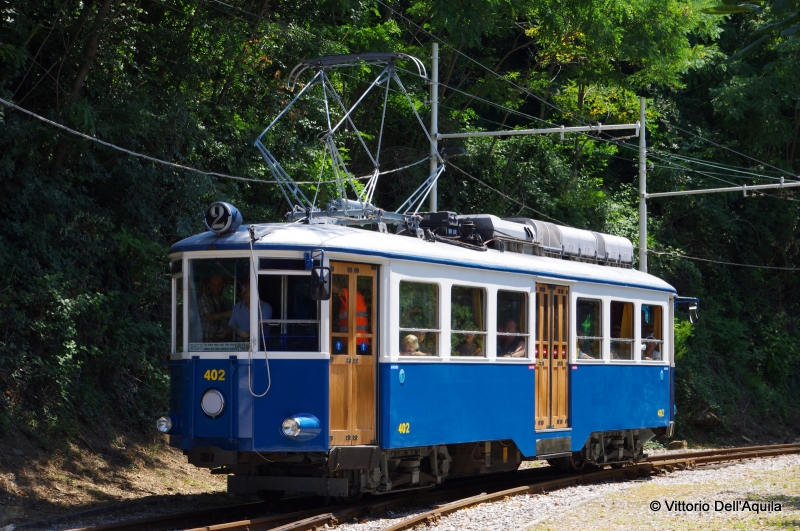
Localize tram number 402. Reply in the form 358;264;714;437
397;422;410;434
203;369;226;381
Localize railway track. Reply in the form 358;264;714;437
62;443;800;531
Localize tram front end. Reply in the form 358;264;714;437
159;222;350;498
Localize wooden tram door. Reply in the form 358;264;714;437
535;284;570;430
329;261;377;446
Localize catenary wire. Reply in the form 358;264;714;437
153;0;797;190
10;6;797;268
374;0;590;126
445;159;800;271
646;248;800;271
0;97;424;185
443;160;571;226
664;121;798;178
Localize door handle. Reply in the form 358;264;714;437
346;357;351;363
354;357;359;363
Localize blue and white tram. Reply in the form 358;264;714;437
159;206;679;498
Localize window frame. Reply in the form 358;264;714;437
450;285;487;358
640;303;665;363
496;289;530;359
398;280;441;357
257;272;321;353
609;300;636;362
187;257;251;353
575;297;604;362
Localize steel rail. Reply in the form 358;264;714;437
648;442;800;462
378;443;800;531
65;443;800;531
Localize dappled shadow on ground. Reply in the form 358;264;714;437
0;427;239;528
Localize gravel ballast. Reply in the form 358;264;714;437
330;453;800;531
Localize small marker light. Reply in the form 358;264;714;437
156;416;172;434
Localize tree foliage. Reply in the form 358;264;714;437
1;0;799;443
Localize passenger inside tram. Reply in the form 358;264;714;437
455;331;482;356
416;330;432;354
498;319;526;357
643;334;662;361
228;281;272;341
199;275;232;341
578;338;595;359
400;334;427;356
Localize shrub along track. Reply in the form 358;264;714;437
65;443;800;531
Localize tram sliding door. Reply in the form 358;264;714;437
329;261;377;446
535;284;570;430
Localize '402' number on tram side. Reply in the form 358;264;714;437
203;369;226;381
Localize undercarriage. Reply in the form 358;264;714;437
187;440;523;498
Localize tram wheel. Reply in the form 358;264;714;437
256;489;284;506
546;456;571;472
569;454;587;472
335;490;364;504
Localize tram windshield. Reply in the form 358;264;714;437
187;258;252;352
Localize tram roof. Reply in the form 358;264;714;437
170;223;676;294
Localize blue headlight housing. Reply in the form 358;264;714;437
280;413;321;441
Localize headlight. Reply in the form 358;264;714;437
201;389;225;418
281;418;300;437
280;414;321;441
156;416;172;433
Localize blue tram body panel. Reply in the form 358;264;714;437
380;363;538;453
175;358;329;453
569;364;671;443
379;363;671;456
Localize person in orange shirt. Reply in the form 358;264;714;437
333;282;370;350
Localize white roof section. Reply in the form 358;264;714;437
170;222;675;293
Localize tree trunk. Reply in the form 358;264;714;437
572;83;585;178
790;106;799;163
440;44;462;99
52;0;114;174
215;0;271;106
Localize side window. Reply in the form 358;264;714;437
187;258;249;352
258;275;320;352
451;286;486;357
610;300;634;360
641;304;664;361
497;290;528;358
398;281;439;356
576;299;602;359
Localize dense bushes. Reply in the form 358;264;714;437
1;0;799;444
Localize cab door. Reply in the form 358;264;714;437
535;284;570;430
329;261;377;446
